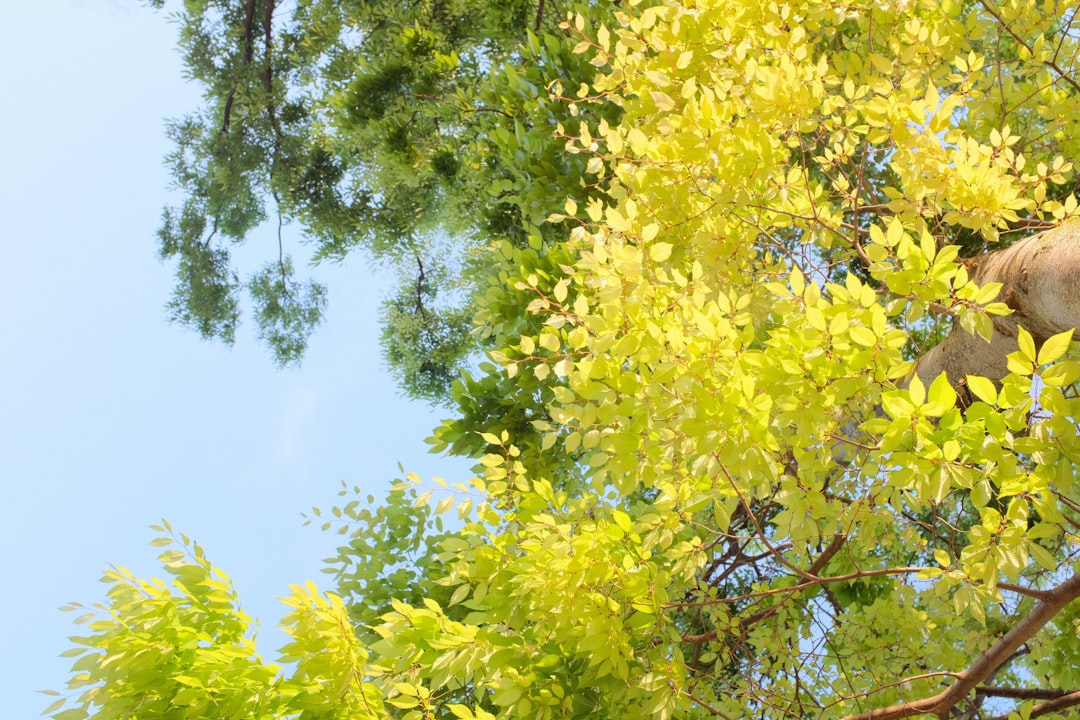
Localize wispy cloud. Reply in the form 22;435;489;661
279;387;318;461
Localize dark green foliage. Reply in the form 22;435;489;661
380;295;475;406
159;205;241;344
165;246;240;344
377;249;480;404
248;258;327;366
150;0;623;394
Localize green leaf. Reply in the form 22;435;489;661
881;390;914;419
1029;543;1057;571
924;374;956;416
1017;326;1036;362
51;711;88;720
971;481;991;508
1041;360;1080;386
40;698;65;716
588;452;609;467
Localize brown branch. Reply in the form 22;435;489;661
415;255;427;315
262;0;284;171
678;565;923;643
845;673;962;703
978;687;1070;700
807;533;847;577
682;690;735;720
985;691;1080;720
221;0;258;133
406;92;515;118
734;567;924;630
840;572;1080;720
263;0;275;95
996;582;1051;602
221;94;235;133
534;0;546;32
976;0;1080;94
720;464;821;582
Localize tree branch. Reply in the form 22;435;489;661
679;564;923;643
221;0;258;133
415;255;427;315
839;572;1080;720
682;689;735;720
978;686;1070;700
912;223;1080;388
985;690;1080;720
976;0;1080;95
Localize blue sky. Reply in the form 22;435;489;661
0;1;473;714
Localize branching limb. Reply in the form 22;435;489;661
222;0;259;133
839;572;1080;720
978;687;1071;700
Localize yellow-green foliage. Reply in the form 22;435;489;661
54;1;1080;719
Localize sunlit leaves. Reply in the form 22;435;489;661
1037;329;1074;365
966;374;998;405
56;1;1080;720
50;533;283;720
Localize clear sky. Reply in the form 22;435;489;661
0;1;473;715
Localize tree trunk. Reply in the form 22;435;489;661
913;221;1080;387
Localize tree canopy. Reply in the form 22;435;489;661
49;0;1080;719
148;0;619;397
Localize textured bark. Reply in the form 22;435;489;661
913;221;1080;387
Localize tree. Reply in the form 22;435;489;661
148;0;619;398
50;0;1080;719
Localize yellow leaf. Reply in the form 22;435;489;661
849;325;877;347
908;375;926;406
649;242;673;262
925;373;957;416
868;53;893;74
554;279;569;303
1037;329;1073;365
965;375;997;405
650;91;675;111
789;267;805;297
